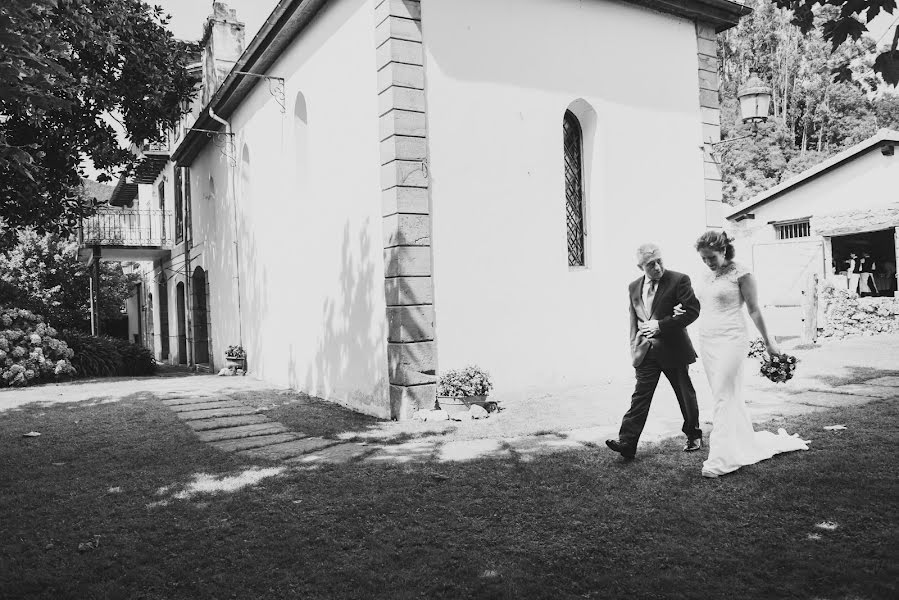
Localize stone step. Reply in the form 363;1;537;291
861;376;899;388
168;400;247;412
211;432;300;453
238;437;341;461
157;391;216;401
790;391;877;408
285;443;376;465
162;396;220;407
177;406;259;420
195;423;290;442
186;414;271;431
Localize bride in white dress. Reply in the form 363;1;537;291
692;231;808;478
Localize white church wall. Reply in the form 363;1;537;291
422;0;710;398
189;0;390;416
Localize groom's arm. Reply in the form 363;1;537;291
658;274;700;332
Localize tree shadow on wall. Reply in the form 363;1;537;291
295;220;388;416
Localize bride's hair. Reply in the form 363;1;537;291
695;230;735;260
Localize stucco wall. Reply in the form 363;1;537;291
186;0;390;416
728;148;899;260
421;0;709;397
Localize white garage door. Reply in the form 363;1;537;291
751;240;824;338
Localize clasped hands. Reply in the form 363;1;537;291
638;303;686;338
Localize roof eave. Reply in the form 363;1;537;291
726;129;899;219
622;0;750;32
172;0;329;166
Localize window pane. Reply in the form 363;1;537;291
564;110;585;267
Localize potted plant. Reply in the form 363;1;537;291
436;365;496;414
223;344;247;375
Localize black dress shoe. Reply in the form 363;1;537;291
605;439;636;459
683;438;702;452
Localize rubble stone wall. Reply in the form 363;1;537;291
820;285;899;338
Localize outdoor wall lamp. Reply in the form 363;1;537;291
708;69;773;147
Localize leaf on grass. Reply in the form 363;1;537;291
77;535;101;552
815;521;839;531
22;431;41;437
823;425;847;430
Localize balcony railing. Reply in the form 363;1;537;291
141;138;171;154
80;208;173;247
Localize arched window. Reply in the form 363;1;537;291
294;92;308;193
240;144;251;202
563;110;586;267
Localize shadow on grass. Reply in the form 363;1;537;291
808;365;899;387
1;394;896;599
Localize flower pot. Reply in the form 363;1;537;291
437;395;495;414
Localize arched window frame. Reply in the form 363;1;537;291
563;109;586;267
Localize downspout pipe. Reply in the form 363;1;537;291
208;107;244;349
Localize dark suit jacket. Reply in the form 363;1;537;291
629;270;700;369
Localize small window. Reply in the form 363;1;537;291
776;220;810;240
563;110;586;266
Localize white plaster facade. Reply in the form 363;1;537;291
423;0;715;397
727;130;899;336
109;0;743;418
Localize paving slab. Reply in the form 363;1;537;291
238;437;342;461
211;432;299;452
825;384;897;399
195;422;290;442
364;439;440;464
177;406;259;420
437;439;511;462
186;414;271;431
156;391;217;401
790;391;878;408
285;443;377;465
161;396;221;407
563;425;617;446
505;434;584;461
860;376;899;388
168;400;247;412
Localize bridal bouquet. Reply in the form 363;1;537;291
759;353;798;383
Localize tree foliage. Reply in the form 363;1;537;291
0;0;196;249
718;1;899;205
772;0;899;85
0;229;140;332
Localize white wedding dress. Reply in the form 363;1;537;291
697;262;808;478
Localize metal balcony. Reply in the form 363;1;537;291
78;208;173;264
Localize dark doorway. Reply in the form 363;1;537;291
191;267;210;364
831;228;897;296
176;282;187;364
158;279;170;360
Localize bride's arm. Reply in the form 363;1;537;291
739;273;780;355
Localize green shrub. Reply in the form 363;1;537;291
109;337;156;376
0;307;76;386
60;331;121;378
61;331;157;378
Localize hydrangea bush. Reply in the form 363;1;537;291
0;307;76;386
437;365;493;398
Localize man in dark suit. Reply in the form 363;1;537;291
606;243;702;459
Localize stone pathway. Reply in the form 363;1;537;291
158;390;378;465
158;374;899;466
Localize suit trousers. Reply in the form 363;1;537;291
619;348;702;450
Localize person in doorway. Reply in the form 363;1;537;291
687;231;808;478
859;252;878;296
605;243;703;459
847;252;861;294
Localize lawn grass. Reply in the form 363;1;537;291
1;393;896;599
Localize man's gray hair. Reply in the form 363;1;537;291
635;243;661;266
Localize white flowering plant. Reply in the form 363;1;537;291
0;307;76;386
225;345;246;359
437;365;493;398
